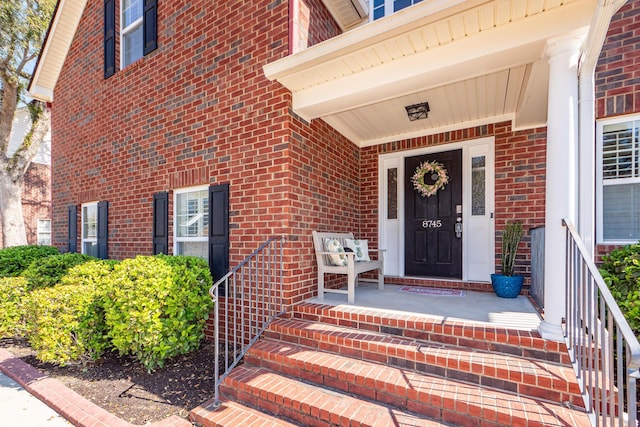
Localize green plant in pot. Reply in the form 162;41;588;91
491;222;524;298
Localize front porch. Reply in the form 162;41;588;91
307;282;542;331
194;279;590;426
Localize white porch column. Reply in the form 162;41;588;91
538;35;583;342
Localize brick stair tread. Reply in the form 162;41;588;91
266;318;580;401
292;302;567;363
191;397;300;427
246;338;590;427
223;365;451;427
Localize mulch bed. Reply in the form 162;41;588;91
0;337;219;425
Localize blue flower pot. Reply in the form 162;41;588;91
490;274;524;298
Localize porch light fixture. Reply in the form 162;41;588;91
405;102;430;121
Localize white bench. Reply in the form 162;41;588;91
312;231;384;304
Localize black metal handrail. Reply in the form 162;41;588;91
209;236;285;407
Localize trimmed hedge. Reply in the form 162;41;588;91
0;245;59;277
0;277;29;338
103;255;213;371
600;243;640;335
23;260;118;365
24;283;108;365
22;253;96;290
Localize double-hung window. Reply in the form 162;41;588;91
371;0;423;20
121;0;144;67
174;186;209;260
37;219;51;246
597;116;640;243
82;202;99;257
104;0;157;77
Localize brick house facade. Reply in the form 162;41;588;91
595;0;640;261
30;0;637;340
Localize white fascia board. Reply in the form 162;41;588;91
29;0;88;102
263;0;476;80
288;0;593;120
28;85;54;103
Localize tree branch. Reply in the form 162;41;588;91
0;76;18;159
8;100;50;182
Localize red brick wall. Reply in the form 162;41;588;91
0;162;52;248
295;0;341;51
596;0;640;119
51;0;355;312
52;0;548;324
360;122;547;281
52;0;291;258
594;0;640;260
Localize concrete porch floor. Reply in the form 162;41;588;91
306;283;542;331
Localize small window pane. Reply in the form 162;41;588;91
387;168;397;220
83;242;98;257
602;122;639;180
177;242;208;259
603;183;640;240
123;0;142;27
82;205;97;239
471;156;486;216
37;219;51;246
176;190;209;238
123;24;143;67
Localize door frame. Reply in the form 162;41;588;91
377;137;495;281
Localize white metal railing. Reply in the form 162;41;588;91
563;219;640;426
209;236;285;407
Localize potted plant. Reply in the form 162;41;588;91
491;221;524;298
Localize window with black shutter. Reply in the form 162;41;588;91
104;0;115;78
68;205;77;253
105;0;158;77
97;201;109;259
152;192;169;254
208;184;229;283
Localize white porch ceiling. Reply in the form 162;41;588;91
264;0;596;147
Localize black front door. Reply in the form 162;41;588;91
404;150;462;278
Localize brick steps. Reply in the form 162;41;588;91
191;397;300;427
193;298;590;427
292;302;569;365
242;339;589;427
222;366;451;427
264;317;583;407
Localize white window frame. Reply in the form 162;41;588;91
173;185;209;258
120;0;144;68
81;202;98;255
370;0;421;21
37;219;51;246
596;114;640;244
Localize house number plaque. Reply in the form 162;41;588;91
422;220;443;228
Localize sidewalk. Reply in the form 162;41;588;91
0;372;70;426
0;348;191;427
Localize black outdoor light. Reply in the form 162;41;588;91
405;102;430;121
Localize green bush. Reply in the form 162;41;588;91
59;259;119;287
22;253;95;289
0;245;59;277
23;260;117;365
600;243;640;334
0;277;29;338
103;255;212;371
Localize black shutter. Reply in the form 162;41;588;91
104;0;116;78
97;201;109;259
208;184;229;283
143;0;158;55
152;192;169;254
68;205;77;253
